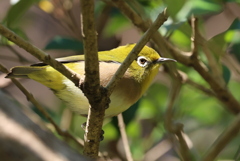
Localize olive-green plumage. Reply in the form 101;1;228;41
6;44;176;118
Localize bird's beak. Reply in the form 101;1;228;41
155;57;177;64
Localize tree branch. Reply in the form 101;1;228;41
80;0;108;158
117;114;133;161
0;24;82;87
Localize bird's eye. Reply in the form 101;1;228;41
137;56;148;67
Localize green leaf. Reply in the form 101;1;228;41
222;65;231;85
169;22;192;50
164;0;186;19
177;0;222;20
4;0;39;27
45;36;83;51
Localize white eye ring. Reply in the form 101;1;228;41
137;56;148;67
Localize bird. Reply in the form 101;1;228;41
6;44;176;118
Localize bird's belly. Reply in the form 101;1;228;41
55;79;138;118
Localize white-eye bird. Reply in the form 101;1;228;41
6;44;176;118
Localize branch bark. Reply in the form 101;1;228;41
80;0;109;158
117;114;133;161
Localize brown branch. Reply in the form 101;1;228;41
179;70;215;96
0;24;82;87
201;113;240;161
80;0;108;158
105;8;168;95
0;63;84;149
185;79;215;96
201;41;225;87
117;114;133;161
174;126;193;161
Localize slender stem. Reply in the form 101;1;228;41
190;15;198;58
117;114;133;161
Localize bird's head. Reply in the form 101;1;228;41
99;44;176;87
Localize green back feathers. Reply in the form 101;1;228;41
6;44;161;86
99;44;160;63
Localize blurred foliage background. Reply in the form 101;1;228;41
1;0;240;161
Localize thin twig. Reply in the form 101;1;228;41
179;71;215;96
202;43;225;87
105;8;168;95
6;45;31;63
175;126;193;161
117;114;133;161
186;79;215;96
190;15;198;58
144;138;172;161
0;63;84;148
0;24;82;87
201;113;240;161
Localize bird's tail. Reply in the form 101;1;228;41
5;66;44;78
